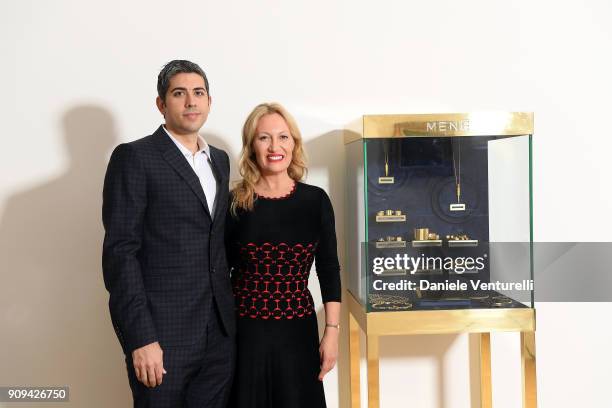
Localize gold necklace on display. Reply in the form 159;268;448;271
450;137;466;211
378;140;395;184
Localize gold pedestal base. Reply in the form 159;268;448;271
347;292;537;408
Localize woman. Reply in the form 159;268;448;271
226;102;341;408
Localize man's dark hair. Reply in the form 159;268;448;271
157;60;210;102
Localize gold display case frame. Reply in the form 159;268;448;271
345;112;537;408
344;112;534;143
348;292;537;408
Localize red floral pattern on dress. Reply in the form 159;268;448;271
232;242;318;320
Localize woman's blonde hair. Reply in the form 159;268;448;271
231;102;307;215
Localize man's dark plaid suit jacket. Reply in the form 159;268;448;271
102;125;235;355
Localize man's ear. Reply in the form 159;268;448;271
208;95;212;108
156;96;165;117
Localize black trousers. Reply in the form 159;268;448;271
126;302;235;408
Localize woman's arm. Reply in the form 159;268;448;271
315;189;342;380
319;300;341;381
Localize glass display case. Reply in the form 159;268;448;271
345;113;534;312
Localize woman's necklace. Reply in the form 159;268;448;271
256;179;295;199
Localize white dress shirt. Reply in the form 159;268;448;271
163;126;218;218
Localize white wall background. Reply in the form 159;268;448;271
1;0;611;407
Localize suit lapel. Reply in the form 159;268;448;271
153;126;212;219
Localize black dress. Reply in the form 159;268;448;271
226;182;342;408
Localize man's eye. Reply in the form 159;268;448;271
195;90;206;96
173;91;184;97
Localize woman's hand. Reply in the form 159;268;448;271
318;327;339;381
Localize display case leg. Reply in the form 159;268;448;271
480;333;492;408
349;312;361;408
521;331;537;408
366;334;380;408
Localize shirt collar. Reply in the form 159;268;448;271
162;125;211;158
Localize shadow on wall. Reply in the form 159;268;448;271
304;129;348;408
202;132;241;186
0;106;131;407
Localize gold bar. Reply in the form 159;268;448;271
366;334;380;408
480;333;492;408
353;112;534;140
414;227;429;241
344;112;533;143
366;308;536;335
375;214;406;222
349;312;361;408
521;331;538;408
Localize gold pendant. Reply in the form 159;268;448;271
450;184;466;211
450;203;466;211
378;161;394;184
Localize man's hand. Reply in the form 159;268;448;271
131;342;166;387
318;328;339;381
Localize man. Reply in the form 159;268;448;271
102;60;235;407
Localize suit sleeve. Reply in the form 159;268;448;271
102;143;157;354
223;152;239;277
315;190;342;303
222;149;230;177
